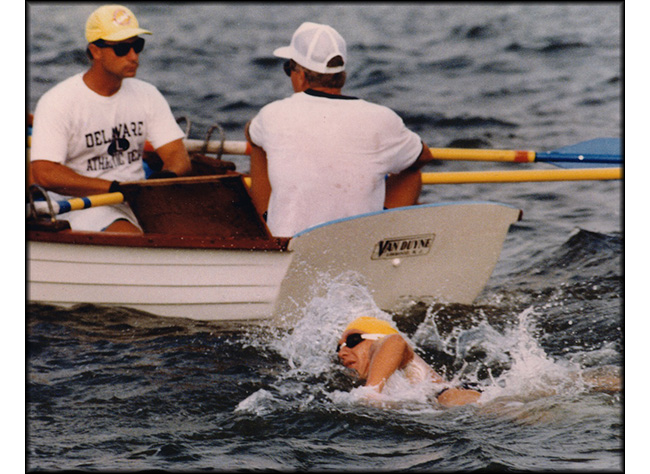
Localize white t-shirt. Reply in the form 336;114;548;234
30;73;185;231
248;90;423;237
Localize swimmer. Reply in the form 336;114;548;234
336;316;481;407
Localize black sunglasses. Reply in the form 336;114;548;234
94;37;145;57
283;60;294;77
336;333;385;353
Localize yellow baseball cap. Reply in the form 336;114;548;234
85;5;152;43
345;316;398;335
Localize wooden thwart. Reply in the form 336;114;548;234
124;175;271;239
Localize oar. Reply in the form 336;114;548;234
27;168;619;219
238;168;620;188
32;133;620;166
421;167;621;184
183;138;621;167
429;138;620;167
184;138;251;156
27;192;124;217
540;138;621;167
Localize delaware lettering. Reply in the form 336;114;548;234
84;121;144;148
83;121;144;171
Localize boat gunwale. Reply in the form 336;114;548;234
27;229;291;251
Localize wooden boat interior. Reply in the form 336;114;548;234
27;151;290;251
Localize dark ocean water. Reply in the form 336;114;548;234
26;3;623;472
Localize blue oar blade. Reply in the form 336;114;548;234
553;138;621;155
537;138;622;168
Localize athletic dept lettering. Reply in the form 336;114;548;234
84;122;144;172
86;153;128;171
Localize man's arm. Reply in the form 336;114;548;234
31;138;191;196
154;138;192;176
245;122;272;216
31;160;114;197
384;142;435;208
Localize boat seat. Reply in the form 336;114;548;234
125;174;272;239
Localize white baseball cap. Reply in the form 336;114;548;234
273;22;346;74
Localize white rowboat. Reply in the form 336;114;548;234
27;175;521;322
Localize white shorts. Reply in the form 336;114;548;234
61;203;142;232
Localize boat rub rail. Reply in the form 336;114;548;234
27;230;290;251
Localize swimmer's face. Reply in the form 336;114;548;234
336;330;373;380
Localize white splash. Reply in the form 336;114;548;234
271;271;390;378
236;278;619;416
234;388;277;415
476;307;572;402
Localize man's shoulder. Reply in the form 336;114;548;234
262;92;386;109
121;77;160;94
348;98;404;122
352;98;393;111
41;73;84;97
254;94;296;117
265;93;299;106
255;92;402;124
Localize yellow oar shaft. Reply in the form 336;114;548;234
29;192;124;216
242;168;621;189
65;192;124;211
182;139;538;161
421;168;622;184
430;148;535;163
182;139;538;162
33;136;616;165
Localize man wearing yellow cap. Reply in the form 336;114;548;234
336;316;482;407
30;5;191;233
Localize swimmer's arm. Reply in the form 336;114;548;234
436;387;481;407
365;334;413;392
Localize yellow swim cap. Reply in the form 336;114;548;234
345;316;398;335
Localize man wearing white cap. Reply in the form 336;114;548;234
30;5;191;233
246;22;435;237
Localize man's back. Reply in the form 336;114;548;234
246;21;434;237
249;89;423;236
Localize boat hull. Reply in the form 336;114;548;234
276;201;522;317
27;237;292;321
27;202;521;322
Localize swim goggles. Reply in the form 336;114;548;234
93;37;145;57
336;333;386;353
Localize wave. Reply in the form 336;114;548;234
505;40;590;55
421;55;475;72
509;229;622;287
31;49;88;67
480;229;622;358
450;24;500;41
401;112;518;130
